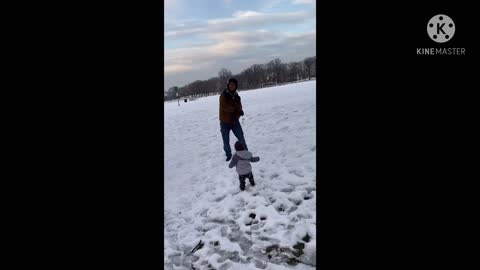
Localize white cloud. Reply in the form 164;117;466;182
208;10;309;28
164;29;316;89
164;64;195;73
206;30;280;43
263;0;288;9
293;0;315;4
164;6;316;90
165;33;249;76
165;10;313;38
231;10;262;17
164;0;177;11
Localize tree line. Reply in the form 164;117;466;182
165;56;316;101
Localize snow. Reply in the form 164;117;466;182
165;80;316;269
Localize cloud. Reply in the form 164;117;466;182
206;30;280;44
164;0;177;11
263;0;288;9
165;33;249;76
208;10;310;28
164;6;316;90
164;64;196;73
165;9;314;38
292;0;315;4
164;29;315;89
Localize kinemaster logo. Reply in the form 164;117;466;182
417;14;466;56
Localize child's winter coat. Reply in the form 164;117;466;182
228;150;260;175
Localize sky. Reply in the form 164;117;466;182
164;0;316;92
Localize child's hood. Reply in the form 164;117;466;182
236;150;253;160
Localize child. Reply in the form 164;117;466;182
228;141;260;191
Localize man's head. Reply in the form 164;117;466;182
227;78;238;92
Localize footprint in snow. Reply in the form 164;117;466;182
304;166;315;173
270;173;279;179
280;186;294;193
287;205;298;213
275;204;286;213
267;197;276;204
297;212;313;219
213;195;227;202
288;197;303;206
304;193;314;200
288;169;305;178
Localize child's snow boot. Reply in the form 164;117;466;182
247;172;255;186
239;178;246;191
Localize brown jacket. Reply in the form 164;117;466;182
219;89;243;123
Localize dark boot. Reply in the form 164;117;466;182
239;181;245;191
226;155;232;162
239;175;246;191
248;172;255;186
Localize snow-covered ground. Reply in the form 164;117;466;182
164;81;316;269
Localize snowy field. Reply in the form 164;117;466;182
164;80;316;269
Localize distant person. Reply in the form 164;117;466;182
229;141;260;191
219;78;248;161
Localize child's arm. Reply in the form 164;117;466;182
249;157;260;162
228;155;240;168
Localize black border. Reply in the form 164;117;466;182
13;1;478;269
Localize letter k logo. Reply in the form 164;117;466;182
427;14;455;43
437;23;446;34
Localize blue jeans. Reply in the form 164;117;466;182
220;120;248;157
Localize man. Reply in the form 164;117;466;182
219;78;248;161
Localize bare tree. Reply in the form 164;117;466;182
311;56;316;78
265;61;273;83
278;63;288;83
304;57;315;80
238;67;255;90
218;68;233;89
205;77;220;94
251;64;266;87
266;58;283;83
165;86;179;100
165;57;315;100
287;62;301;82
